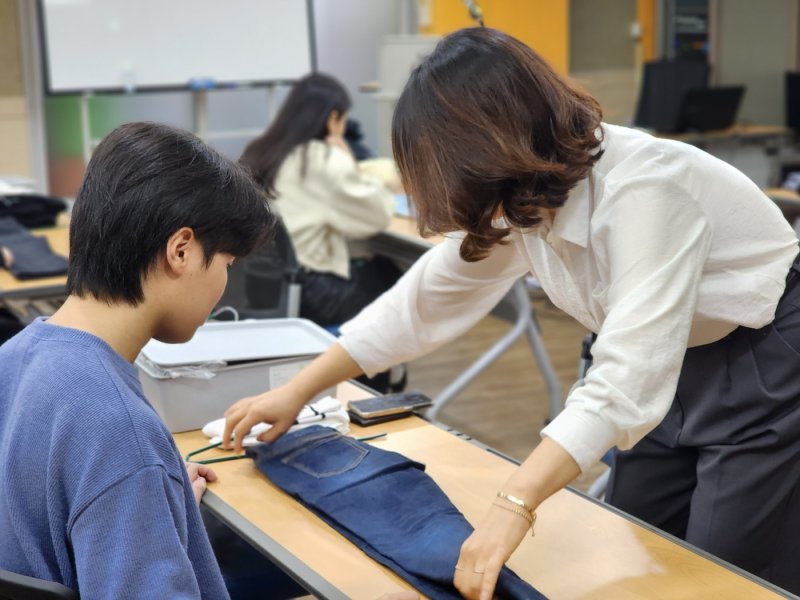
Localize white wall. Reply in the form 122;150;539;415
715;0;799;125
313;0;405;152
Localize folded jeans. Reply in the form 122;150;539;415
247;426;547;599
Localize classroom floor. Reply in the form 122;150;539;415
406;292;608;492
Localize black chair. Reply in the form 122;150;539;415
786;71;800;135
214;221;407;392
0;568;78;600
634;59;710;133
214;220;302;320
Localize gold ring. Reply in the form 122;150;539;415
473;569;485;575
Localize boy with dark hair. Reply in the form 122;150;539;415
0;122;274;598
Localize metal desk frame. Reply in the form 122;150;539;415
368;218;562;423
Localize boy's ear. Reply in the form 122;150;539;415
164;227;196;273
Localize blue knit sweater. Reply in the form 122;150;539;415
0;319;229;599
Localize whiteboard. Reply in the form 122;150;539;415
39;0;315;93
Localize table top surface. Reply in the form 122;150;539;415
657;123;792;144
173;383;787;600
764;187;800;201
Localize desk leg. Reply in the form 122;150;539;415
427;280;562;424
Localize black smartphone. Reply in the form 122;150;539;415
348;391;433;419
347;410;410;427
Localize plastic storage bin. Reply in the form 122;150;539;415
136;318;336;432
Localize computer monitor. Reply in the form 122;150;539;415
786;72;800;133
634;59;711;133
676;86;746;133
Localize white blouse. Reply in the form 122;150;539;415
274;140;394;279
339;124;799;472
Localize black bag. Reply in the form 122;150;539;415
0;217;68;280
0;194;67;229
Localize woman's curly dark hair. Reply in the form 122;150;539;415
392;27;603;261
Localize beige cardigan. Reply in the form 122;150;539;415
273;140;394;279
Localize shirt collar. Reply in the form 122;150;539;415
547;124;607;248
549;177;591;248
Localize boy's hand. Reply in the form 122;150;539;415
185;462;218;505
376;594;419;600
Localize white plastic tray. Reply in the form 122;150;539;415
139;318;336;367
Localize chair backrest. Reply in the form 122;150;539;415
634;59;710;133
242;219;301;318
0;568;78;600
786;71;800;134
213;218;302;320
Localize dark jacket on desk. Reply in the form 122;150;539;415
0;217;68;280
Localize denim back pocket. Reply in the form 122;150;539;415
282;432;368;478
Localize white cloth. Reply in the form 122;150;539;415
274;140;395;279
339;123;799;472
203;396;350;447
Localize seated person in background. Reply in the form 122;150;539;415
0;122;273;598
240;72;402;328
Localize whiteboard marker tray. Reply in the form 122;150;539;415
139;318;336;367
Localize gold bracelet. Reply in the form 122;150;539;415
497;491;534;513
496;492;537;535
492;501;536;537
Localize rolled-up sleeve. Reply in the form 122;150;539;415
542;179;713;472
339;235;531;376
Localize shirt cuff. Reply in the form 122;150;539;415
540;405;621;473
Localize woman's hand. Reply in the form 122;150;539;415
453;503;531;600
185;462;218;506
221;384;310;452
222;345;363;451
453;437;582;598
